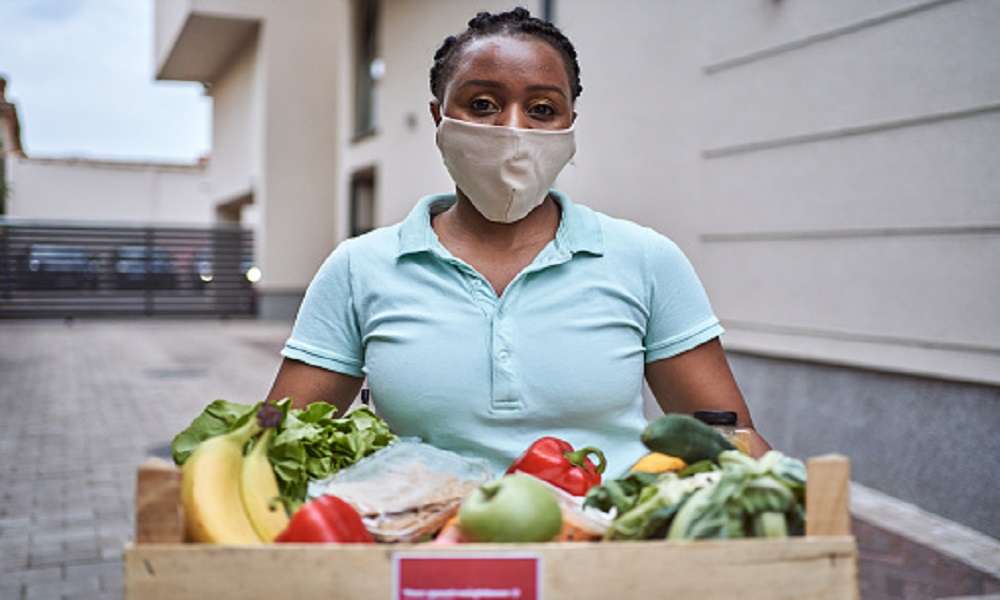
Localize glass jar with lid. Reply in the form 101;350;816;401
693;410;752;455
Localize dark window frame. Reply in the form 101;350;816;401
350;167;376;238
353;0;379;140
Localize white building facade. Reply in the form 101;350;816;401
5;156;211;224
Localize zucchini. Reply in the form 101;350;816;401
641;414;735;464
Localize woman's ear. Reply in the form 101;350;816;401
429;100;442;127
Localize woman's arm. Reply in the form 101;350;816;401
644;338;771;457
266;358;365;414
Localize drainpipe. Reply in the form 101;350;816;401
542;0;555;23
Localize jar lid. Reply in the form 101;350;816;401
693;410;737;426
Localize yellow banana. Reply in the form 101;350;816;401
181;418;263;544
240;428;289;542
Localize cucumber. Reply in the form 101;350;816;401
641;414;735;464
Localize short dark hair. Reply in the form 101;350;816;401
429;7;582;103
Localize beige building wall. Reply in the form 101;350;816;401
553;0;1000;386
208;36;259;207
155;0;341;316
5;156;211;223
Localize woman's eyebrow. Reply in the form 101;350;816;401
456;79;505;91
525;84;567;98
455;80;567;99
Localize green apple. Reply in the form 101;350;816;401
459;474;562;543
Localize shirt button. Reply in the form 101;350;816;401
497;350;509;361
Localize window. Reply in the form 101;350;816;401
353;0;380;138
350;168;376;237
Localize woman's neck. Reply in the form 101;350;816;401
433;189;561;252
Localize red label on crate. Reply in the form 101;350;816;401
393;553;540;600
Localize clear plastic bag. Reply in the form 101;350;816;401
535;478;611;540
307;439;494;542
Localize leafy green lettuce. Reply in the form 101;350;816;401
268;404;395;505
171;399;257;465
170;399;396;508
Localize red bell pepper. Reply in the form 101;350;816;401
506;437;607;496
275;495;373;543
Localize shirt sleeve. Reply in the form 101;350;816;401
280;239;365;378
643;233;724;363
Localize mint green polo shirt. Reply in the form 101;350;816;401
282;191;723;476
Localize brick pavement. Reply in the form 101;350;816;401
0;319;290;600
1;318;997;600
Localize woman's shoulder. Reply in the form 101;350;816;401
317;223;403;275
588;208;684;261
344;223;402;252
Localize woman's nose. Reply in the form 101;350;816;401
500;107;529;129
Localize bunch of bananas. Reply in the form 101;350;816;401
181;417;290;543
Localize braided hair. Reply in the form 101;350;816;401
429;7;582;103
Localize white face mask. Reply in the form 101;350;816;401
435;116;576;223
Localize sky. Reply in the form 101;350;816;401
0;0;210;162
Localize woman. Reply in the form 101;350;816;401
267;8;770;475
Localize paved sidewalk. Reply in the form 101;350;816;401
0;319;291;600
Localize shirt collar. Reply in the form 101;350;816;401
397;190;604;258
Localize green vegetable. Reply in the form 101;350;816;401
668;451;806;540
268;404;396;507
641;414;735;464
753;511;788;538
676;459;719;478
606;472;718;540
667;469;746;540
171;398;397;509
171;399;257;465
583;471;659;514
594;449;809;541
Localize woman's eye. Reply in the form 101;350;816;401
528;103;556;117
470;98;498;113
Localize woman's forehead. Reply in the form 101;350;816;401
449;35;571;93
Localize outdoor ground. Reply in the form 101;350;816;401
0;319;289;600
0;319;997;600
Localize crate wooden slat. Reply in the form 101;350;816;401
125;454;859;600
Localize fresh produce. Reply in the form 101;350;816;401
181;414;263;544
506;437;606;496
171;399;256;465
240;425;289;542
267;402;396;507
172;398;396;508
459;474;563;543
586;450;807;541
275;495;373;543
583;471;659;515
640;414;735;464
667;450;805;540
597;472;719;540
431;515;467;546
630;452;686;474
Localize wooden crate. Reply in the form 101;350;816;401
124;455;858;599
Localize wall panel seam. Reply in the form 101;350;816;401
703;0;961;75
702;101;1000;159
721;319;1000;356
701;224;1000;243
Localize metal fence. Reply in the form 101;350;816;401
0;220;256;318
